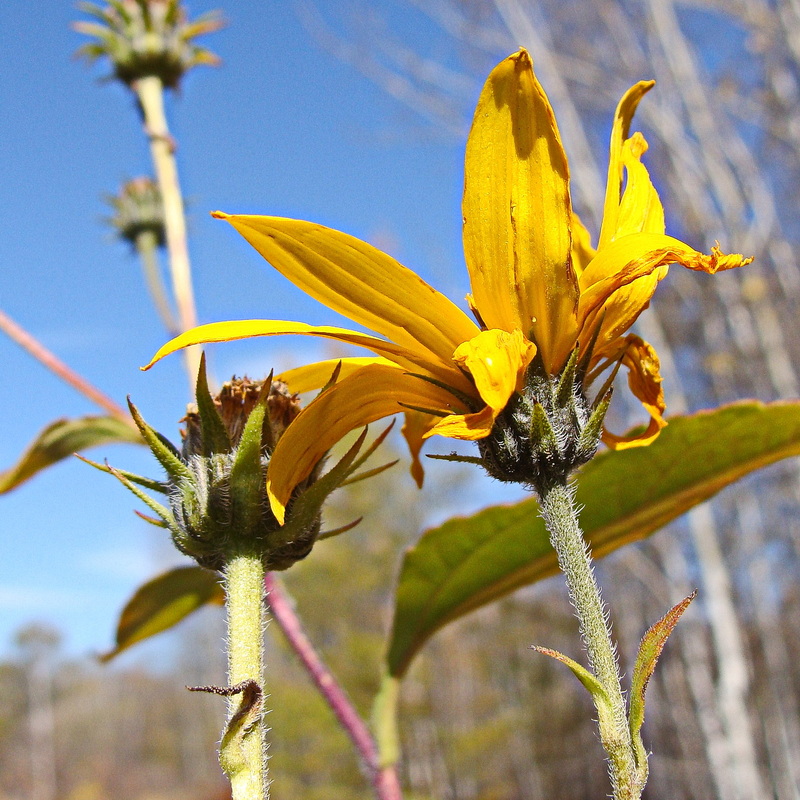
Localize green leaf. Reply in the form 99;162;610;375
101;566;224;661
0;415;141;494
387;401;800;677
629;591;696;771
532;645;607;698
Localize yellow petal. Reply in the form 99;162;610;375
427;404;497;441
598;80;655;249
401;409;438;488
602;335;667;449
453;329;536;413
277;357;394;394
578;234;752;352
143;319;470;390
614;133;665;238
267;363;468;523
213;213;480;370
571;211;596;277
462;49;578;374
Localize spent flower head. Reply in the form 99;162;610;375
145;49;752;507
87;356;393;570
74;0;223;89
105;176;166;248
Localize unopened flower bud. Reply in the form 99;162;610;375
93;355;393;572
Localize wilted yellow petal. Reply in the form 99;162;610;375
213;213;480;370
267;363;468;523
462;49;578;374
578;234;752;353
598;80;655;249
277;357;394;394
453;329;535;412
603;335;667;449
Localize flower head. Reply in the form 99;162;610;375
105;176;166;248
145;50;751;515
74;0;223;90
87;356;391;569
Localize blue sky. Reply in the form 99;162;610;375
0;2;525;657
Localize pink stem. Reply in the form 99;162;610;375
264;572;402;800
0;309;130;422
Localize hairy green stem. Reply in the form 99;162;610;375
134;229;178;335
539;482;638;799
133;74;200;385
223;552;269;800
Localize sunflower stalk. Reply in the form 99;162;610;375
133;73;200;382
539;481;640;800
134;228;178;334
222;550;269;800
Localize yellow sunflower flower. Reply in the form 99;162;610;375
145;49;750;522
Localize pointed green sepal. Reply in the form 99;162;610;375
228;384;269;533
397;403;451;418
195;352;232;456
577;389;612;457
592;358;624;407
555;346;580;407
576;313;605;382
276;428;369;547
426;452;485;466
260;369;277;452
406;372;478;410
127;398;193;483
105;463;176;530
317;517;363;541
345;421;395;474
134;509;170;528
340;460;399;487
629;591;697;772
317;360;343;396
529;402;558;455
76;454;168;494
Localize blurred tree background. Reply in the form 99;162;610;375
6;1;800;799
